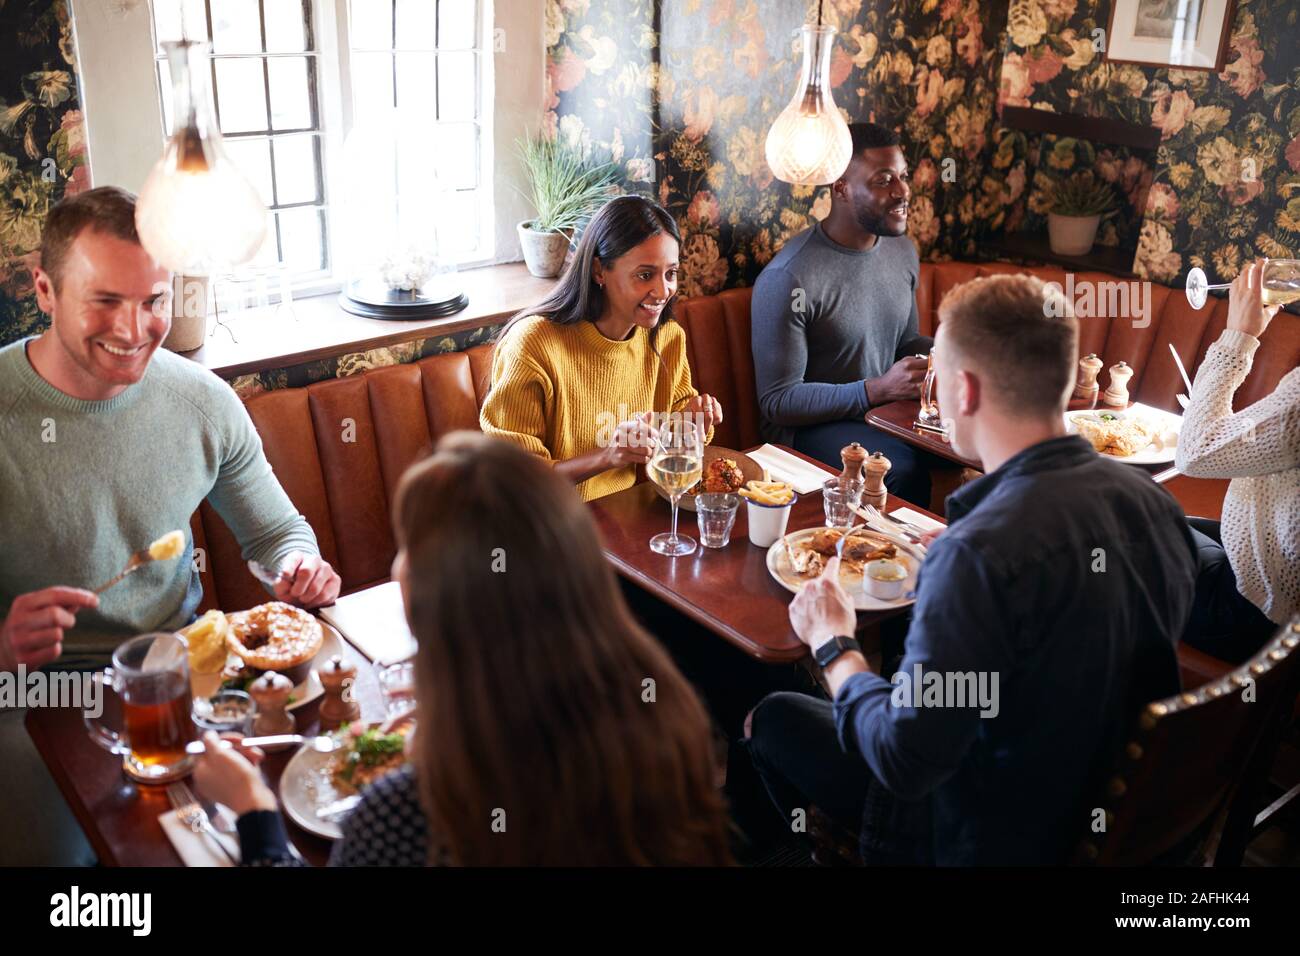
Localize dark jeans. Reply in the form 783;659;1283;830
745;691;933;865
793;421;936;511
1182;517;1278;664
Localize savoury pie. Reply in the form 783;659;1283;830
226;601;323;672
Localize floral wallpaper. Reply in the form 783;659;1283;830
0;0;88;348
545;0;1011;294
995;0;1298;285
545;0;1299;296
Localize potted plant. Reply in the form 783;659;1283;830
1046;173;1118;256
515;133;618;277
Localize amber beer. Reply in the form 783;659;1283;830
122;670;197;767
85;632;198;782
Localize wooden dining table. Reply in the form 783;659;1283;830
589;444;945;664
24;443;942;866
25;638;384;867
865;398;1181;484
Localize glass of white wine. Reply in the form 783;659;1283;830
1185;258;1300;310
648;417;703;557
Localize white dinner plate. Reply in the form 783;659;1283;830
1065;404;1182;465
279;743;346;841
766;526;924;611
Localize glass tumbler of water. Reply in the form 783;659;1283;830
823;476;863;527
695;493;740;548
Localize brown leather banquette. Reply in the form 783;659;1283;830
191;260;1299;612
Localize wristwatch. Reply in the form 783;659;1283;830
814;634;861;669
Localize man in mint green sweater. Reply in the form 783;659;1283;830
0;186;341;863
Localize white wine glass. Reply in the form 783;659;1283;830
1186;258;1300;310
648;418;703;557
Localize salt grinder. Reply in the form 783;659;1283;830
1103;360;1134;408
248;671;295;748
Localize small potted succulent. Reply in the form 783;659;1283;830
515;132;618;277
1047;173;1119;256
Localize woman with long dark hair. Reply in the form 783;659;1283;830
193;432;734;866
481;194;723;501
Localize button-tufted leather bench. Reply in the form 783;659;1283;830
191;261;1299;612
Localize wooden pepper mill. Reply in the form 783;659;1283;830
318;655;360;732
862;451;892;511
839;442;867;491
248;671;295;750
1102;360;1134;408
1074;353;1103;407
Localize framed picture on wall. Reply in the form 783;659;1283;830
1104;0;1236;71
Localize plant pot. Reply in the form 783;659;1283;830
163;275;211;353
517;221;571;278
1047;213;1101;257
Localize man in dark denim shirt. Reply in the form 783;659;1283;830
746;275;1197;865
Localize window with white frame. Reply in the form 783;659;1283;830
148;0;492;289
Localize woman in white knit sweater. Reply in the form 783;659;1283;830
1176;258;1299;662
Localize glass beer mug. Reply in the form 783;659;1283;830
84;633;198;783
917;351;941;427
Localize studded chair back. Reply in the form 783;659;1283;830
1074;620;1300;865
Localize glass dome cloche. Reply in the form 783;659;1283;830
338;112;468;320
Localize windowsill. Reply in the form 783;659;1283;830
180;262;555;379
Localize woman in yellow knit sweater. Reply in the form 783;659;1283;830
481;196;723;501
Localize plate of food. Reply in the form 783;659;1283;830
1065;404;1182;465
180;602;345;714
279;716;416;840
766;526;925;611
653;446;765;512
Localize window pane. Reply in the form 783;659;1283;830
264;0;309;52
272;134;320;205
395;0;436;49
214;58;269;132
278;206;325;271
224;137;275;207
437;52;476;121
158;61;176;134
211;0;263;54
432;122;477;190
438;0;478;49
438;190;479;254
350;51;394;110
394;53;435;117
153;0;211;51
268;56;314;130
348;0;394;49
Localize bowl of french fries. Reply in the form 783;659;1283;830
740;479;797;547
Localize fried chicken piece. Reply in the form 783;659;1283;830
701;457;746;494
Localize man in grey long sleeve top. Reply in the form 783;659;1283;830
751;122;937;507
0;187;342;864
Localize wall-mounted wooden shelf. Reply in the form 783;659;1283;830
983;232;1138;278
1000;106;1161;151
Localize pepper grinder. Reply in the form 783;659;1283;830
1074;353;1103;407
1102;360;1134;408
839;442;867;491
862;451;892;511
318;655;361;731
248;671;295;750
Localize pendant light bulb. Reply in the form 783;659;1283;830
136;41;268;275
764;23;852;186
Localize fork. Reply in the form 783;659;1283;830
92;547;158;595
167;781;239;866
865;504;929;539
835;523;868;561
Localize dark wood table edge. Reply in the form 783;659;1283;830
25;706;132;867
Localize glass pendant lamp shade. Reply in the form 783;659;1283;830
136;41;268;275
765;24;852;186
